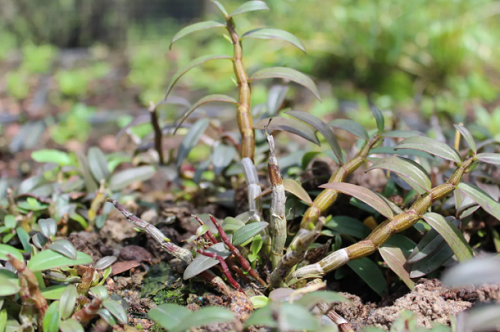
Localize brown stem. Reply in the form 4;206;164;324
197;250;243;292
226;18;254;160
193;214;218;244
149;102;164;164
72;297;103;324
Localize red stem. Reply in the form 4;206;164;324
193;214;219;244
197;250;243;292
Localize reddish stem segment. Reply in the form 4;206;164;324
193;214;218;244
209;215;267;286
72;297;103;324
197;250;243;292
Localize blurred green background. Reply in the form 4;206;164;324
1;0;500;146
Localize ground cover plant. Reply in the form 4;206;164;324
2;1;500;331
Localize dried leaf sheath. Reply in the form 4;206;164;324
292;157;474;279
266;132;287;268
226;18;255;160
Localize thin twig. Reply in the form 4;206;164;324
193;214;218;244
149;101;164;165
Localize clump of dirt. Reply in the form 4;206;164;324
331;279;500;330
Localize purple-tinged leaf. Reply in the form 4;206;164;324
165;55;232;99
170;21;226;48
286;111;343;163
254;117;319;146
173;94;237;134
241;28;305;52
251;67;321;101
410;243;453;278
457;183;500;221
476;153;500;165
230;1;269;17
183;243;231;280
454;124;476;154
319;183;393;219
282;179;312;205
396;136;461;163
329;119;369;140
379;246;414;290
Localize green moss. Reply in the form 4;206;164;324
152;286;187;306
150;322;165;332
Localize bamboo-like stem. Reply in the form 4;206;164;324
209;215;267;286
292;157;475;279
265;131;286;268
197;250;243;292
149;102;164;165
8;255;48;319
226;18;254;160
72;297;102;324
107;199;192;263
270;219;324;289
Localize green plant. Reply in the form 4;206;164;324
6;70;30;100
50;104;95;144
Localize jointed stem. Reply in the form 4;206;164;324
293;157;474;279
197;250;243;292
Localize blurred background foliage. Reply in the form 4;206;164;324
1;0;500;145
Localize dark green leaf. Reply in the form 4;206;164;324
16;227;32;254
410;244;454;278
454;124;476;154
97;309;117;326
0;244;24;262
329;119;369;140
59;319;84;332
347;257;387;296
32;149;72;166
39;218;57;239
165;55;232;98
379;246;414;290
266;84;289;115
254;117;320;146
174;94;237;134
170;21;226;48
422;213;473;262
183;243;231;280
320;183;393;219
282;179;312;205
177;118;210;168
77;152;98;193
27;250;92;272
109;166;156;191
251;68;321;101
457;183;500;221
396;137;461;163
95;256;117;270
230;1;269;16
384;234;416;255
286;111;343;163
88;147;110;182
382;130;424;138
233;222;269;246
48;239;77;260
324;216;371;239
367;156;431;194
371;107;385;133
476;153;500;165
211;1;228;16
32;233;48;249
59;285;77;319
149;303;191;330
103;300;128;324
241;28;305;52
213;144;237;175
43;301;60;332
295;291;347;309
170;307;235;332
407;228;443;264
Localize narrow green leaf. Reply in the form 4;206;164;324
396;137;461;163
422;213;473;262
476;153;500;165
457;183;500;221
384;234;416;255
222;217;245;233
241;28;305;52
407;228;443;264
183;242;231;280
49;239;77;260
43;301;61;332
148;303;191;330
454;124;477;154
170;21;226;48
177;118;210;168
230;1;269;17
211;1;228;16
251;68;321;101
32;149;72;166
103;300;128;324
367;156;431;194
27;250;92;272
165;54;232;99
329;119;369;140
410;244;454;278
286;111;343;163
295;291;347;309
171;307;235;332
213;144;236;175
371;107;385;133
254;117;320;146
382;130;424;138
320;183;393;219
109;166;156;191
282;179;312;205
347;258;387;296
59;285;77;319
369;146;434;160
97;309;117;326
379;246;414;290
77;152;98;193
174;94;237;134
324;216;371;239
88;147;110;182
16;227;31;254
59;318;84;332
0;244;23;262
0;309;6;332
233;222;269;246
41;285;67;299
